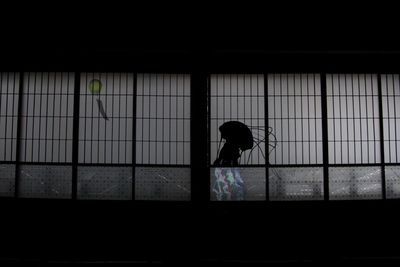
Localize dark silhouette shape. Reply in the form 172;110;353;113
214;121;253;166
96;99;109;120
219;121;254;151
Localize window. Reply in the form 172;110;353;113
382;74;400;198
19;72;74;198
267;74;324;201
135;74;191;200
1;71;400;201
0;73;18;197
77;73;134;199
327;74;382;200
327;74;380;164
210;74;266;200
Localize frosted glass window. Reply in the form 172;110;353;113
382;74;400;163
135;167;190;200
210;74;265;165
268;74;322;164
78;166;132;200
327;74;380;164
136;74;190;165
0;73;19;161
269;167;323;201
18;165;72;199
0;164;15;197
21;72;74;163
329;167;382;200
385;166;400;199
79;73;135;164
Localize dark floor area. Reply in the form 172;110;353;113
1;199;400;264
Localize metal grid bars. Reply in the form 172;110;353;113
135;74;191;165
0;73;19;162
327;74;380;164
267;74;323;165
210;74;265;165
78;73;135;164
382;74;400;163
20;72;74;163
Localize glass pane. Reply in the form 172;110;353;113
135;167;190;200
19;165;72;199
210;167;266;201
329;167;382;200
382;74;400;163
78;166;132;200
268;74;323;164
327;74;380;164
0;164;15;197
210;74;265;165
20;73;74;163
79;73;135;164
0;73;19;161
385;166;400;199
136;74;190;165
269;167;323;201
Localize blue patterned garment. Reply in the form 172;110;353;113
212;168;246;200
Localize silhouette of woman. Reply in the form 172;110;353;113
212;121;254;200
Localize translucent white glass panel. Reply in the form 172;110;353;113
385;166;400;199
0;164;15;197
135;167;190;200
381;74;400;163
78;166;132;200
19;165;72;198
79;73;135;164
210;74;265;165
329;167;382;200
21;72;74;163
136;74;190;165
269;167;323;201
0;73;19;161
327;74;380;164
268;74;322;164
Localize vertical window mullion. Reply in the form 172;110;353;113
321;73;330;201
377;74;386;199
72;72;81;200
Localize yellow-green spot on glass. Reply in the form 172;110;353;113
88;79;102;94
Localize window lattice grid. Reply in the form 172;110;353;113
78;73;135;164
268;74;323;165
382;74;400;163
20;72;74;163
327;74;380;164
0;72;19;162
210;74;265;165
136;74;190;165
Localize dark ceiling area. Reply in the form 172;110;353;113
2;7;400;72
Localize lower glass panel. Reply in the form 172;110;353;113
210;167;266;201
135;167;190;200
385;166;400;199
329;167;382;200
0;164;15;197
269;167;323;201
78;166;132;200
19;165;72;199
